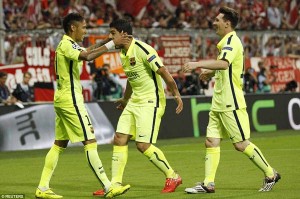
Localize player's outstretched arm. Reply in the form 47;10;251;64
85;38;111;52
182;59;228;72
79;32;131;61
157;66;183;114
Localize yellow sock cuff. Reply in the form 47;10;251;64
243;143;255;156
84;142;97;151
143;145;155;157
53;144;65;153
113;145;128;153
206;147;220;154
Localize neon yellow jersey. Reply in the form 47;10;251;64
54;35;85;107
211;31;246;112
120;38;166;107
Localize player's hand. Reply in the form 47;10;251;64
174;96;183;114
114;98;128;110
113;31;132;46
200;69;215;81
182;62;198;72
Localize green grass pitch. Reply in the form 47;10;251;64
0;130;299;199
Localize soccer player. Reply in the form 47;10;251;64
93;19;183;196
35;13;131;199
183;7;281;194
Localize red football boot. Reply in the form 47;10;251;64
93;188;105;196
161;175;182;193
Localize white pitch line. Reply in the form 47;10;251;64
163;148;300;153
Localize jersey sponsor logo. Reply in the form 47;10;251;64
130;57;136;66
125;71;140;80
147;55;156;62
222;46;233;51
148;100;154;103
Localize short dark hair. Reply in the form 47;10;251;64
219;6;239;29
62;12;84;33
23;71;32;78
109;19;133;35
0;71;8;78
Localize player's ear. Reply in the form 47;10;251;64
225;20;230;28
71;24;76;32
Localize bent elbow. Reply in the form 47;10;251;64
85;56;93;61
79;54;89;61
222;64;229;70
220;60;229;70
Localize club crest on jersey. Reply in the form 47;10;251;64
130;57;136;66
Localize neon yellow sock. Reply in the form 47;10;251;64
143;145;175;178
38;144;65;189
204;147;220;186
243;142;273;177
111;145;128;185
84;143;111;190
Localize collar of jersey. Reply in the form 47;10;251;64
217;31;236;50
120;38;136;58
63;34;75;42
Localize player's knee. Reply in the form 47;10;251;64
136;142;150;153
54;140;68;148
205;137;220;148
113;133;129;145
233;141;248;152
233;144;243;152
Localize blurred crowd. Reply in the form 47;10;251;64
2;0;300;31
2;0;300;63
0;71;34;107
1;0;299;104
244;61;298;94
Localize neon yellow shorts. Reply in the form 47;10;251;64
116;104;165;143
54;105;95;143
206;108;250;143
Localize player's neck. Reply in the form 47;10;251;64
122;38;133;53
220;29;234;38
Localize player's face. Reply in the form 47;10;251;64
213;13;227;37
109;28;123;49
74;20;87;42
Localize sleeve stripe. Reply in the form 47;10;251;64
155;61;162;68
135;41;149;55
221;52;227;60
68;39;75;44
227;35;233;45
